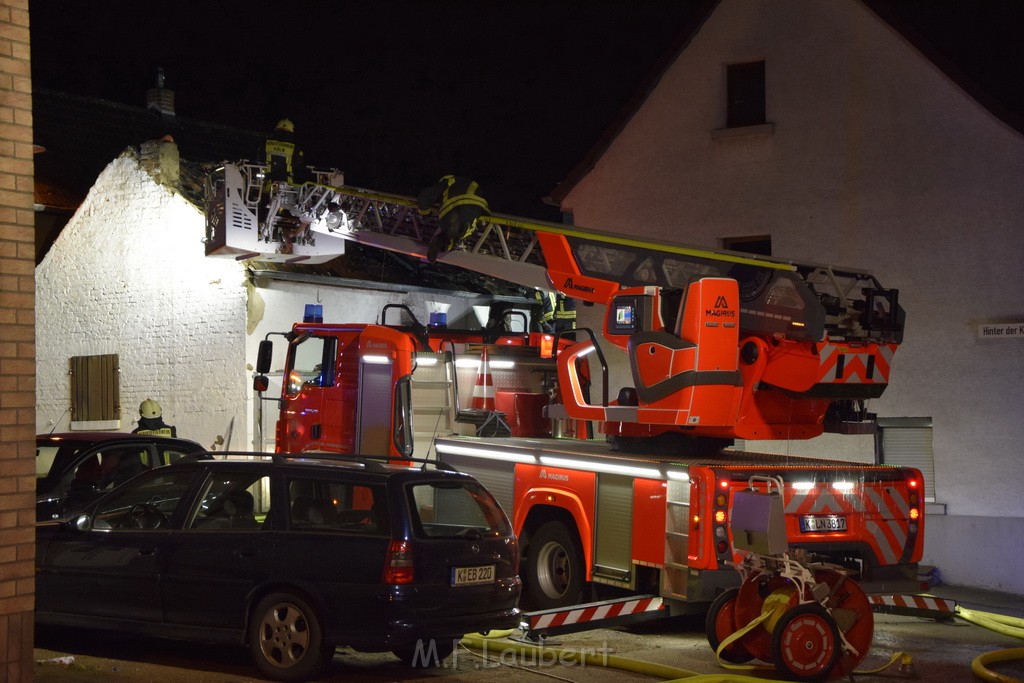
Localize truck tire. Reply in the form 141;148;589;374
248;590;326;682
524;520;584;610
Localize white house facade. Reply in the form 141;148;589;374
557;0;1024;593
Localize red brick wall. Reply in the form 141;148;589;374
0;0;34;680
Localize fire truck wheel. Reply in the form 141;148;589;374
770;603;841;681
524;521;584;610
705;588;754;663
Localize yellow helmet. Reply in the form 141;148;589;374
139;399;162;419
275;118;295;133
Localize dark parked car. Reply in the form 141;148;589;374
35;432;206;521
35;452;522;681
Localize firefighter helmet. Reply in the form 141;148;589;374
275;118;295;133
139;399;162;419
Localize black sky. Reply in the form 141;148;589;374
29;1;1024;220
30;0;702;219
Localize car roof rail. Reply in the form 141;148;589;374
200;451;275;462
277;451;461;474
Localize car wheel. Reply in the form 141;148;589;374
392;637;457;667
524;520;584;610
248;591;325;682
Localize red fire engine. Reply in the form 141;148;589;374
209;165;925;679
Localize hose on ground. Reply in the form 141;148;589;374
958;607;1024;639
954;605;1024;683
971;648;1024;683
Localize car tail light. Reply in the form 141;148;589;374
383;540;414;584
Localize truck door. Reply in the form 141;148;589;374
281;334;338;451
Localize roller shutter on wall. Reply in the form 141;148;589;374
878;417;934;501
70;354;120;422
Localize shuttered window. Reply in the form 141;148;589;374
878;417;935;501
70;354;120;423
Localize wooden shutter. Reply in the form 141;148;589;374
70;354;120;422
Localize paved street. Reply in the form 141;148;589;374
34;586;1024;683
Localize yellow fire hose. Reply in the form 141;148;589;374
954;604;1024;683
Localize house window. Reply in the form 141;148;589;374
877;417;935;502
722;234;772;256
70;354;120;423
726;61;766;128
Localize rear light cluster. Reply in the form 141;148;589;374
713;480;730;557
383;540;414;584
907;477;922;533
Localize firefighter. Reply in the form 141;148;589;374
535;290;557;333
417;175;490;263
534;291;576;335
264;118;307;184
132;399;177;437
553;294;577;335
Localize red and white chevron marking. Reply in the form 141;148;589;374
869;594;957;613
528;597;664;631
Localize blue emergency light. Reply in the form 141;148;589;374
304;304;324;323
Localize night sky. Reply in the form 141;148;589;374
30;0;701;219
28;1;1024;220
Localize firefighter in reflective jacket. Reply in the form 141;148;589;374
131;399;177;437
535;291;577;335
417;175;490;263
264;118;307;184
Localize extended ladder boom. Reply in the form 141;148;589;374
207;163;905;442
205;162;903;346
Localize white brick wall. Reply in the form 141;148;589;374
36;151;248;449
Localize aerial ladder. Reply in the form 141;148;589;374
205;162;905;445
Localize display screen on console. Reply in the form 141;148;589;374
610;302;635;334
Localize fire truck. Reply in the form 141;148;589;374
206;165;924;663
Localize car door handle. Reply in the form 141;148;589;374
138;547;157;557
235;548;258;559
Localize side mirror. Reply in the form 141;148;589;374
73;513;91;532
253;375;270;392
256;339;273;374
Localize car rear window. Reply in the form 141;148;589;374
409;481;511;539
287;477;389;535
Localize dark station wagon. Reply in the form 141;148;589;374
34;452;522;681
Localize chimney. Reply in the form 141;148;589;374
146;67;176;120
141;68;180;188
140;135;180;189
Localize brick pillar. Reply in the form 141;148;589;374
0;1;35;681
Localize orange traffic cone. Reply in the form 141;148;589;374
470;347;496;411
